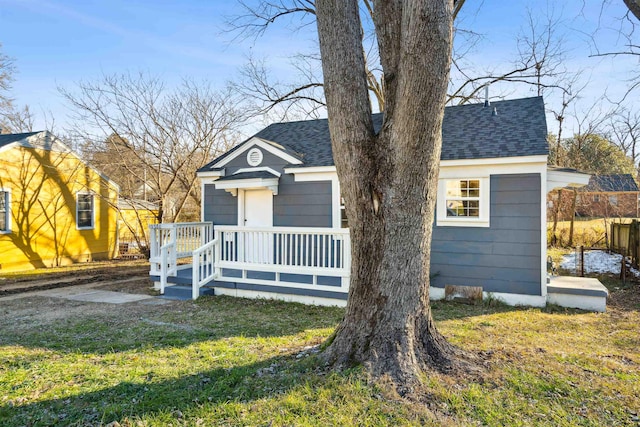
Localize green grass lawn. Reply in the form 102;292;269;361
1;280;639;426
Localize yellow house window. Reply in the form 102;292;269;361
76;193;95;229
0;189;10;233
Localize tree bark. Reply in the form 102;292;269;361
316;0;463;384
624;0;640;21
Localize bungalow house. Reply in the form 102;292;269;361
576;174;639;219
0;131;119;272
548;174;640;221
150;97;608;311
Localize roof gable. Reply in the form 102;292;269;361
199;96;548;171
0;131;120;191
0;131;42;150
199;137;303;173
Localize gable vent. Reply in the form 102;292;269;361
247;148;263;166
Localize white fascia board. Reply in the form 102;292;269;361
439;156;547;178
214;177;280;196
197;169;225;180
233;167;281;177
212;137;303;169
546;169;591;193
439;155;548;168
285;167;338;182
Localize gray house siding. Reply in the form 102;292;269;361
224;148;290;175
203;185;237;225
274;175;332;227
431;173;542;296
203;177;332;228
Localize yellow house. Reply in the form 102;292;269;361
117;198;158;257
0;131;119;272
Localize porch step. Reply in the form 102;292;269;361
547;276;609;312
161;284;215;301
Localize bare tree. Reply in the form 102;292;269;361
228;2;574;118
1;105;36;133
589;1;640;101
61;73;244;223
608;108;640;171
313;0;469;384
0;44;16;131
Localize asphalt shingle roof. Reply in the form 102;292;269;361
200;96;548;171
0;131;40;149
582;174;639;192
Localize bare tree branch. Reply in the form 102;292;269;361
61;72;245;223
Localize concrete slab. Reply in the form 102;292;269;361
0;278;163;305
547;276;609;312
64;290;155;304
547;276;609;297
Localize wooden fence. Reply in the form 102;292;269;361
610;220;640;267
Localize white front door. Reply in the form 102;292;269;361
242;190;273;263
244;190;273;227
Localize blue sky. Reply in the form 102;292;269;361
0;0;638;136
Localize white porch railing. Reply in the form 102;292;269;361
192;236;219;300
149;222;213;295
149;223;351;300
149;222;213;263
214;226;351;293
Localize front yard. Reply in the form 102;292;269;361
0;268;639;426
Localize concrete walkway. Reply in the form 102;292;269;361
0;277;169;304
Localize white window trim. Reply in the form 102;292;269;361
437;177;490;227
0;188;11;234
76;192;95;230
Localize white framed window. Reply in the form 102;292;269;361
437;177;489;227
76;193;95;229
609;195;618;206
0;188;10;233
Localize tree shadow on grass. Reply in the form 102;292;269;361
0;353;324;427
0;295;344;355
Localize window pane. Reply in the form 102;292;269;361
444;180;482;218
446;181;462;197
446;200;463;216
0;191;6;231
77;194;93;228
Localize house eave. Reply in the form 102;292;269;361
214;177;280;196
547;168;591;193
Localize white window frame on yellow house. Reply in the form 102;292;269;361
76;192;95;230
0;188;11;234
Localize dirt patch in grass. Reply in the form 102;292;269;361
0;260;150;296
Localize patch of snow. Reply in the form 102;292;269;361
560;250;640;277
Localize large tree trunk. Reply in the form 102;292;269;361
316;0;464;384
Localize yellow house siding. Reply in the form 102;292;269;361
118;207;158;242
0;142;119;272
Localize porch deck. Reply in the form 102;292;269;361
149;223;350;304
148;222;609;311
